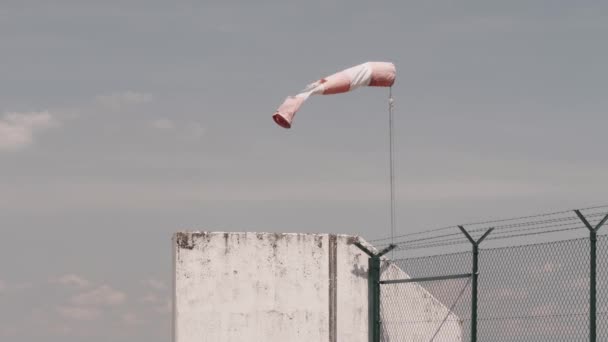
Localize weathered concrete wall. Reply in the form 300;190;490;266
173;232;461;342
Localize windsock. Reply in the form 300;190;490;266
272;62;396;129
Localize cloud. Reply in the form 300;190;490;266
150;119;205;141
0;325;18;337
151;118;174;130
121;312;143;325
140;293;160;303
57;306;102;321
14;282;33;291
70;285;126;306
0;280;34;293
96;91;153;110
0;111;55;150
185;122;205;140
51;274;91;288
143;278;166;290
48;324;73;336
154;299;171;315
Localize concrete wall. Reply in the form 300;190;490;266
173;232;461;342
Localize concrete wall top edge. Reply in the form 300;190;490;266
172;231;378;256
174;231;358;237
172;232;369;243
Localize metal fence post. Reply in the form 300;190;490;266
590;228;597;342
355;241;395;342
459;226;494;342
575;210;608;342
371;256;381;342
471;242;480;341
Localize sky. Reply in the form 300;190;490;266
1;1;607;341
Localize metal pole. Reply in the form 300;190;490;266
368;256;377;342
388;87;395;258
371;256;381;342
471;242;479;342
354;241;395;342
590;229;597;342
575;210;608;342
459;226;493;342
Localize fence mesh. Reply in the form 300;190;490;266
478;238;589;341
374;206;608;341
381;252;472;341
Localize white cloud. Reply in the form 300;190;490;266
51;274;91;288
14;282;33;291
0;325;18;337
57;306;101;321
149;119;205;141
140;293;159;303
143;278;166;290
0;280;34;293
0;111;55;150
151;118;174;130
154;299;172;315
185;122;205;140
121;312;143;325
96;91;153;110
70;285;126;306
49;324;73;336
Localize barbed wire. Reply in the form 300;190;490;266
375;221;588;250
370;205;608;247
377;226;587;252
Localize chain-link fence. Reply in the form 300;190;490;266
380;252;472;341
371;205;608;342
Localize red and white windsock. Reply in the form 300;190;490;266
272;61;396;129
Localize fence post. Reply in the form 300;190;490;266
575;210;608;342
458;226;494;342
370;256;381;342
355;241;395;342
